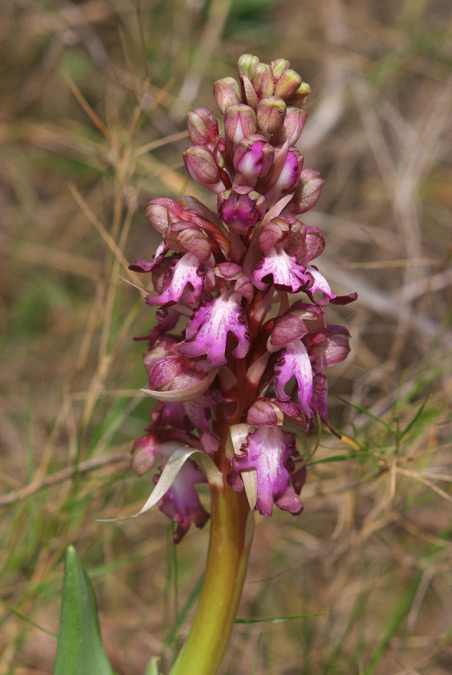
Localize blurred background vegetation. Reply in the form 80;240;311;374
1;0;451;673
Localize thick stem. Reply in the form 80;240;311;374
169;482;254;675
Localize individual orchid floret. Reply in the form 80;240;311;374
213;77;242;114
144;353;219;404
252;245;308;293
286;81;311;107
228;426;303;517
250;62;274;99
246;398;299;426
238;53;260;79
287;168;325;215
272;107;307;146
143;334;179;372
130;433;162;477
233;134;274;186
183;146;227;194
224;104;257;148
180;291;250;367
256;96;287;138
187;108;220;148
145;253;205;307
270;58;290;80
304;325;352;369
155;459;210;543
218;186;266;235
261;145;303;205
273;68;302;100
147;354;206;393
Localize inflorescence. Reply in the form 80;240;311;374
129;54;356;542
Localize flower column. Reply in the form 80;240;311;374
128;54;356;675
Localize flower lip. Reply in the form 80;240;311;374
228;425;303;517
180;291;250;367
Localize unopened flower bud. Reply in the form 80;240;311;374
256;96;287;137
287;82;311;107
233;134;274;186
143;336;178;372
286;168;324;214
145;198;172;234
131;434;160;477
247;398;299;426
213;77;241;115
183;146;225;193
148;355;206;393
274;69;302;100
250;62;274;98
224;104;257;148
270;58;290;80
187;107;219;147
218;186;266;234
275;147;304;193
238;53;260;79
272;107;307;145
177;227;213;264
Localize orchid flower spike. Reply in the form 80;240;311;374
128;54;356;541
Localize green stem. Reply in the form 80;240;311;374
169;482;254;675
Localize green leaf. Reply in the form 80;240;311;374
54;545;113;675
144;657;162;675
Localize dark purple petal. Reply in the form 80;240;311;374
183;396;220;454
129;242;168;273
155;459;210;543
303;266;357;306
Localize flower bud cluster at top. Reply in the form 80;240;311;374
129;54;356;542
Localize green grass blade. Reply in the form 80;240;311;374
0;597;57;639
53;545;113;675
235;612;328;624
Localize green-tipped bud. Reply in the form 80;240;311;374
256;96;287;137
274;69;303;100
238;53;260;79
187;107;219;147
250;63;274;98
213;77;241;115
183;146;225;193
270;58;290;80
287;82;311;107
